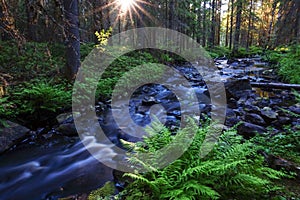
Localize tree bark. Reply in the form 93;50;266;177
232;0;242;56
246;0;253;51
64;0;80;80
229;0;234;49
209;0;216;47
251;82;300;90
202;0;207;47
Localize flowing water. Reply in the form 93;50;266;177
0;57;275;200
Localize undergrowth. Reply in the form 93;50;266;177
263;44;300;84
118;120;289;200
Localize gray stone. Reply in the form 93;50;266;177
56;123;78;136
237;122;266;139
261;107;278;121
245;113;266;126
0;121;30;153
224;79;253;100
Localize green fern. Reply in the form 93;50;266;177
121;121;289;200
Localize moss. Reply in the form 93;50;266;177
88;181;116;200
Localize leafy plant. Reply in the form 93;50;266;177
263;45;300;84
206;46;230;58
121;120;288;200
13;80;71;115
88;181;116;200
253;126;300;164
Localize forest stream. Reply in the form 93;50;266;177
0;56;299;200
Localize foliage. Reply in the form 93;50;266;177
232;46;264;58
78;51;162;99
0;41;65;81
206;46;230;58
88;181;116;200
121;120;288;200
13;80;71;115
277;46;300;84
95;28;113;51
253;126;300;164
263;45;300;84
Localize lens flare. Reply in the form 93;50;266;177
118;0;135;12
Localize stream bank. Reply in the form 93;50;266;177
0;56;299;200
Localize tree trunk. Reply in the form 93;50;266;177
250;82;300;90
168;0;175;30
209;0;216;47
25;0;39;41
246;0;253;51
202;0;207;47
229;0;234;49
266;0;278;49
216;0;221;46
294;0;300;42
232;0;242;56
225;0;231;47
64;0;80;80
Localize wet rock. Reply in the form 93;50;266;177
227;98;238;109
261;107;278;121
137;105;150;114
237;122;266;139
225;79;252;100
0;121;30;153
56;123;78;136
142;96;160;106
243;105;260;114
57;113;73;124
272;117;292;127
289;105;300;115
264;153;300;180
245;113;266;126
225;109;239;127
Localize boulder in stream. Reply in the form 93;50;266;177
237;122;266;139
224;79;252;100
0;121;30;153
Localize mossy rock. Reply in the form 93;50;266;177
88;181;116;200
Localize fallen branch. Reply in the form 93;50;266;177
250;82;300;90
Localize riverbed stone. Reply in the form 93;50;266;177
237;122;266;138
0;121;30;153
261;107;278;121
245;113;266;126
224;79;252;100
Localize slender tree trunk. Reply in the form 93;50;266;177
294;0;300;42
225;0;230;47
64;0;80;80
216;0;222;46
232;0;242;56
209;0;216;47
202;0;207;47
266;0;278;48
197;2;202;44
246;0;253;51
168;0;175;30
229;0;234;49
25;0;39;41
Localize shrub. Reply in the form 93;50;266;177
13;80;71;115
253;126;300;164
206;46;230;58
121;120;288;200
0;41;65;81
263;45;300;84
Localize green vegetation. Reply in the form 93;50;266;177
253;126;300;164
264;45;300;84
0;79;71;123
116;120;290;200
88;181;116;200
